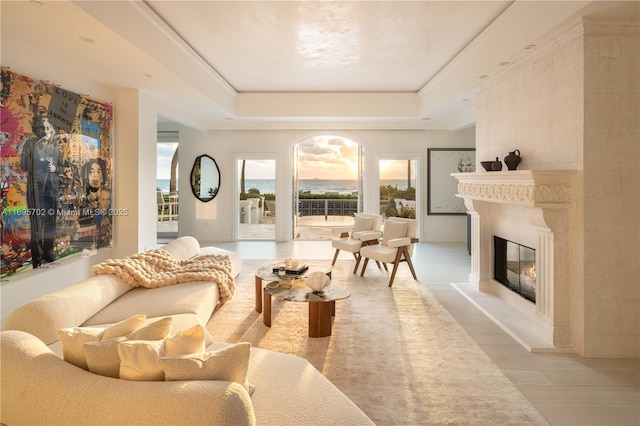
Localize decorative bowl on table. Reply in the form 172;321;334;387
305;271;331;293
480;161;494;172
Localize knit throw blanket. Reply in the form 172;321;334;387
90;248;235;304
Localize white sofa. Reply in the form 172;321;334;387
1;236;373;425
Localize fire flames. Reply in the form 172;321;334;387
521;263;536;287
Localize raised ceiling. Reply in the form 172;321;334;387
1;1;638;130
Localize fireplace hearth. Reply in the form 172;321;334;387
494;236;536;303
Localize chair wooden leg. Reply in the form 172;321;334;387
388;248;405;287
387;248;417;287
404;248;418;280
360;257;370;277
353;254;362;274
388;263;400;287
331;249;340;266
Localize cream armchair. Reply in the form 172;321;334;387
359;217;418;287
331;213;383;274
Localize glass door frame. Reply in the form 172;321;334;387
291;134;364;240
377;153;422;238
156;132;179;240
234;155;277;241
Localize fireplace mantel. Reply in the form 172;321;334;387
451;170;576;208
451;169;578;352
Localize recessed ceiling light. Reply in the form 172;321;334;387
524;44;536;50
498;61;510;67
78;36;95;44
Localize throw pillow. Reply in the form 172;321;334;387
83;337;127;378
352;217;374;233
164;324;206;356
57;326;106;370
58;314;147;370
101;314;147;340
118;340;165;381
382;220;408;246
160;342;252;392
82;317;173;378
128;317;173;341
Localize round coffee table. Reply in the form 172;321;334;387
255;262;347;337
254;261;332;313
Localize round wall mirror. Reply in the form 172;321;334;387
190;154;220;202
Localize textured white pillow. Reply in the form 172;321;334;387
382;220;408;245
83;337;127;378
160;342;251;390
82;317;173;378
164;324;206;356
101;314;147;340
127;317;173;341
352;217;374;233
118;340;165;381
58;314;147;370
57;327;106;370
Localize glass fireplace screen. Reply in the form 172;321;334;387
494;236;536;303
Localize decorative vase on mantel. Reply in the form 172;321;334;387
491;157;503;171
504;149;521;170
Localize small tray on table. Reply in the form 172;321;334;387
272;264;309;275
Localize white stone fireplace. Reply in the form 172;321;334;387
452;170;577;352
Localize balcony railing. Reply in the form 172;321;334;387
298;199;358;218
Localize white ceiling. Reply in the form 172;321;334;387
147;1;512;92
1;1;638;130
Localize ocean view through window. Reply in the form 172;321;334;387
238;179;413;195
156;179;178;194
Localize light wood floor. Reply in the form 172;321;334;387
160;238;640;425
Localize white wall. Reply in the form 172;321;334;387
1;69;475;328
0;77;164;326
175;126;475;243
1;77;122;326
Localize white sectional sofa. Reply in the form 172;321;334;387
1;236;373;425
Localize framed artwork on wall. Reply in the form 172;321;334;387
1;68;114;277
427;148;475;215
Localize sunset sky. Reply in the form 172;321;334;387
297;136;358;180
157;136;412;180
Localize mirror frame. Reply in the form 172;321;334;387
190;154;220;202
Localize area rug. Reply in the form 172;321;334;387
207;260;549;426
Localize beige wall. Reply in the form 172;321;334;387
474;17;639;357
582;18;639;357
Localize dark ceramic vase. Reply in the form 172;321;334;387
491;157;502;171
504;149;521;170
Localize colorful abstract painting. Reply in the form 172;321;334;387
1;68;114;277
